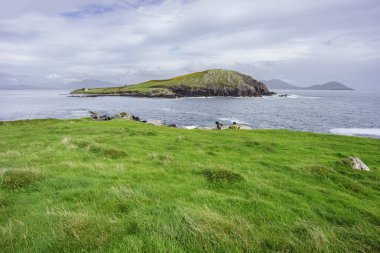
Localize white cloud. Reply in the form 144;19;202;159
0;0;379;89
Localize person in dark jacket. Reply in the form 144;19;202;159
215;121;223;130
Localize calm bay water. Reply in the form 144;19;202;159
1;89;379;137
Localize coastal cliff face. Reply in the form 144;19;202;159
169;71;270;97
71;69;273;97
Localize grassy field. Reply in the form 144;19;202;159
0;118;379;252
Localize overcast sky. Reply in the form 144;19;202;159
0;0;379;90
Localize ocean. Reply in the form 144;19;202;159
1;89;379;138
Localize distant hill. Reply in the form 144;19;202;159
71;69;273;98
65;79;120;89
305;81;354;90
0;84;39;90
262;79;301;90
0;72;43;90
262;79;354;90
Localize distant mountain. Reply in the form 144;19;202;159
0;84;39;90
304;81;354;90
261;79;301;90
262;79;354;90
65;79;120;89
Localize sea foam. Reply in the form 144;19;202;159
183;125;198;129
217;117;249;125
263;94;321;99
329;128;380;138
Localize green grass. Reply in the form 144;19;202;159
0;118;379;252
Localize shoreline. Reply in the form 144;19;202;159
68;92;275;98
1;116;380;139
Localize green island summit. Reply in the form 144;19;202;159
71;69;273;98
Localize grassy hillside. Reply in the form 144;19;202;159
81;70;209;94
71;69;270;97
0;119;379;252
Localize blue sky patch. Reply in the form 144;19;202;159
61;4;116;18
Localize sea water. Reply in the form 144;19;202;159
0;89;379;138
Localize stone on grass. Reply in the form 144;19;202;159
348;157;370;171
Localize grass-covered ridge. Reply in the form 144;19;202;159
0;118;379;252
71;69;271;97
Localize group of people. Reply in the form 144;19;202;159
215;121;240;130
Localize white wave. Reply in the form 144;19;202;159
149;97;185;101
186;96;215;99
217;117;249;125
263;94;321;99
330;128;380;138
183;125;198;129
288;95;321;99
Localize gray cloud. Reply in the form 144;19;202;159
0;0;379;90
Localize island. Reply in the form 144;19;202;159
262;79;354;90
71;69;274;98
304;81;354;90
